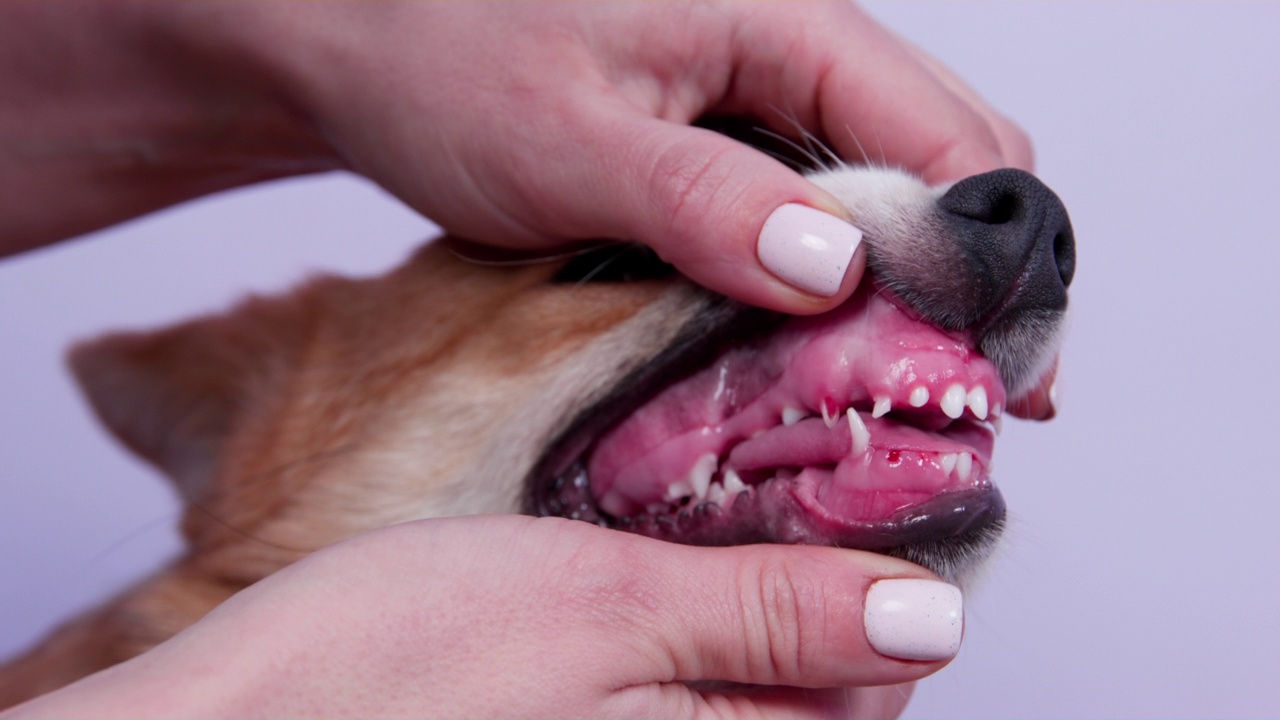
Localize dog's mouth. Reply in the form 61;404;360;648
528;278;1012;575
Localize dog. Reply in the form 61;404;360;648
0;159;1073;707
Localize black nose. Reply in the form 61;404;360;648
937;168;1075;330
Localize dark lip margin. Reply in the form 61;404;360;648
617;483;1006;552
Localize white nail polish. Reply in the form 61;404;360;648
864;579;963;662
757;204;863;297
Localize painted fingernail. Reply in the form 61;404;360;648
864;579;963;662
757;203;862;297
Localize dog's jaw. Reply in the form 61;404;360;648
524;165;1071;583
526;280;1012;582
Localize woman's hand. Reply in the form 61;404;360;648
8;516;963;719
2;2;1030;315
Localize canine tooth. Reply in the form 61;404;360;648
722;468;747;495
846;408;871;455
956;452;974;482
991;402;1003;419
909;386;930;407
966;386;989;420
940;452;958;475
687;453;718;500
821;399;839;429
782;407;807;426
941;384;966;419
664;480;693;502
872;395;892;418
707;481;727;505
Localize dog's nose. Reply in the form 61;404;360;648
937;168;1075;331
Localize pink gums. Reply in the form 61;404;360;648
587;285;1007;523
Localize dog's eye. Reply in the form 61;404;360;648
551;244;676;284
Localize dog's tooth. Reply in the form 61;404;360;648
940;452;958;476
722;468;747;495
941;383;966;419
966;386;989;420
664;480;693;502
909;386;930;407
707;480;727;505
646;502;668;515
991;402;1003;419
956;452;974;482
846;408;870;455
782;406;807;426
687;453;718;500
872;395;892;418
821;398;840;429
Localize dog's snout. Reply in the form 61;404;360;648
938;168;1075;327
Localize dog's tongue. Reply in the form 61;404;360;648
586;285;1006;526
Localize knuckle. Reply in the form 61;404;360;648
645;138;743;248
740;555;827;680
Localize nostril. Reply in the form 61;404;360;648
936;168;1076;325
959;188;1020;226
1054;229;1076;287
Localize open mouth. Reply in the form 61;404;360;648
527;280;1011;576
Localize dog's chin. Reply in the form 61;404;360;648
527;280;1023;583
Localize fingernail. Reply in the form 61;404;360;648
864;579;963;662
757;203;862;297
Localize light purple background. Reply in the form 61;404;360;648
3;3;1278;717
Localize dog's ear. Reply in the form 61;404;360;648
67;295;312;503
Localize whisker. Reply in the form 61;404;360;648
766;105;848;172
843;125;874;167
752;127;826;170
797;125;847;172
756;147;809;172
448;242;615;268
759;103;847;173
83;510;182;571
183;443;363;554
572;249;625;289
185;502;313;553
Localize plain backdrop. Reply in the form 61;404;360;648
2;3;1278;718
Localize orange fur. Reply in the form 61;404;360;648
0;241;682;706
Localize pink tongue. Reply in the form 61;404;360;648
586;285;1006;521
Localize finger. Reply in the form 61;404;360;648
723;3;1012;184
888;28;1036;172
582;535;965;694
546;110;868;315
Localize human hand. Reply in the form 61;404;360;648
132;1;1028;314
8;516;963;719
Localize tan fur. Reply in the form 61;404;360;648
0;242;694;706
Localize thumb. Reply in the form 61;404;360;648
568;115;867;315
611;540;964;693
